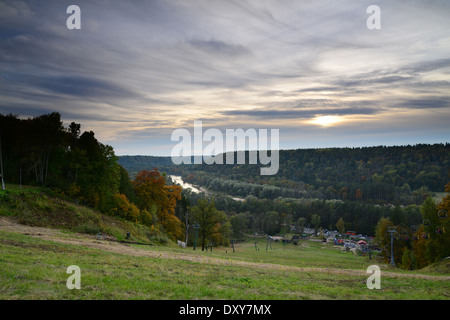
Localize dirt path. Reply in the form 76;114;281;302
1;218;449;281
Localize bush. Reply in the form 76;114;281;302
401;247;417;270
73;223;101;235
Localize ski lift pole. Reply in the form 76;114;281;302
185;210;189;245
387;227;397;266
0;129;5;191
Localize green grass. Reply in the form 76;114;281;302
0;184;169;245
138;239;376;271
1;230;449;300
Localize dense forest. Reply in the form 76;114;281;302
183;191;398;238
0;112;121;209
119;144;449;241
119;144;449;205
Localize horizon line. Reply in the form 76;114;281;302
116;141;450;157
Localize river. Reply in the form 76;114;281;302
169;175;202;194
169;175;245;202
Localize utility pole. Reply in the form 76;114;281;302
185;211;189;246
192;223;200;250
0;129;5;191
387;227;397;266
266;235;272;250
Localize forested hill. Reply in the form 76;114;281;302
0;112;123;209
119;144;450;205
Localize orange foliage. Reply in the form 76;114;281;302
438;181;450;213
133;169;182;240
111;193;140;222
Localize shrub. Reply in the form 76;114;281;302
73;223;101;235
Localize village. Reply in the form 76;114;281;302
265;225;377;258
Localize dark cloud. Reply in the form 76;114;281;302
399;58;450;74
187;39;250;58
394;98;450;110
0;102;133;123
31;76;135;99
223;107;380;119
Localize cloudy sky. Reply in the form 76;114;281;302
1;0;449;156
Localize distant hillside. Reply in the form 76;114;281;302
118;155;175;177
119;144;450;205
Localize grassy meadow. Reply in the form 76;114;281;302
0;184;449;300
1;229;449;300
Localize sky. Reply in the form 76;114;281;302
0;0;449;156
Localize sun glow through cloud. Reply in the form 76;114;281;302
309;116;343;127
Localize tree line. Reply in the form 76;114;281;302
183;190;414;237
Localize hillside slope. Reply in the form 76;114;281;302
0;185;170;245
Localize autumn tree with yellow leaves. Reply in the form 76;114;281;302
133;169;183;240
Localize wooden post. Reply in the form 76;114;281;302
0;130;5;191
